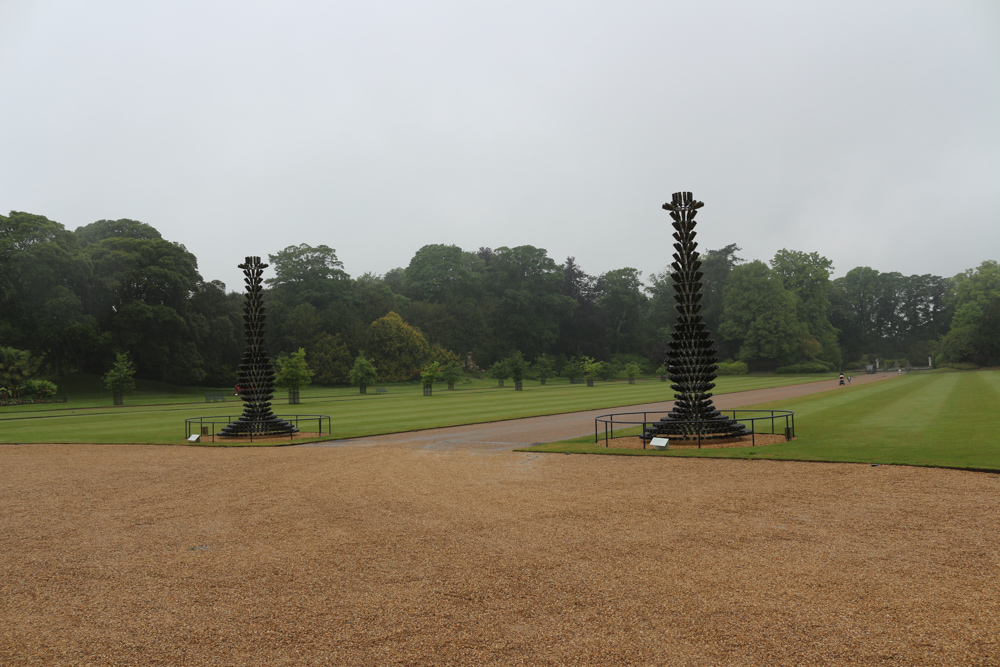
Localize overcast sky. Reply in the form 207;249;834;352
2;0;998;293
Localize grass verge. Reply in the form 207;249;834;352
521;370;1000;473
1;374;829;445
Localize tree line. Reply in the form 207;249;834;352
2;210;997;388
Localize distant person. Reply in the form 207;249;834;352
839;373;845;386
847;376;852;384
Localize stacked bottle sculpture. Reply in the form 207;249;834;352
645;192;746;440
219;256;298;438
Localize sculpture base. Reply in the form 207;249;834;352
643;410;747;441
218;417;299;438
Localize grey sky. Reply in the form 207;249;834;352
2;0;998;293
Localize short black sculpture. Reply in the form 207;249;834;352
219;256;298;438
645;192;746;441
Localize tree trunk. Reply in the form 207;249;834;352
540;378;546;385
288;388;300;404
628;378;635;384
514;380;523;391
113;391;123;406
447;382;455;390
586;378;594;387
360;385;366;395
498;379;504;388
423;385;432;396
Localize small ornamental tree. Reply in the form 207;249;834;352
349;353;378;395
563;357;585;382
581;356;602;386
439;362;463;390
487;359;510;388
275;348;315;404
656;362;668;381
624;361;641;384
421;361;441;396
103;352;136;405
506;351;528;391
533;354;555;385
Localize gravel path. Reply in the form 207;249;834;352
4;371;998;666
305;371;894;450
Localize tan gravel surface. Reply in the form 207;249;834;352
603;434;792;449
4;372;998;665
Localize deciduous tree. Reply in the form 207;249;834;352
103;352;136;405
349;353;378;394
309;333;352;385
720;261;805;370
483;245;576;360
275;348;314;403
770;249;841;369
367;312;430;382
595;268;648;355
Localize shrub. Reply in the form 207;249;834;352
19;379;59;400
611;353;653;375
937;361;980;370
487;360;511;384
439;362;464;389
349;353;378;392
420;362;441;388
581;357;613;380
775;361;830;374
505;351;528;383
274;348;314;391
532;355;555;383
716;361;748;375
562;357;585;381
103;352;136;394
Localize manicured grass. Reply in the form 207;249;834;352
0;375;231;411
524;370;1000;473
0;374;828;445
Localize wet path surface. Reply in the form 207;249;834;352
302;372;897;451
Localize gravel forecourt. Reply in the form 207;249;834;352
2;374;998;665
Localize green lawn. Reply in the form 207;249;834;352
524;370;1000;472
0;374;239;411
0;374;829;445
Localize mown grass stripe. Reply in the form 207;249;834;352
526;371;1000;473
0;374;834;445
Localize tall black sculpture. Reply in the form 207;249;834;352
645;192;746;441
219;256;298;438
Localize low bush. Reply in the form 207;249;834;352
716;361;748;375
775;361;830;374
20;379;59;399
937;361;980;370
610;353;654;375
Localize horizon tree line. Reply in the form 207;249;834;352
2;210;996;388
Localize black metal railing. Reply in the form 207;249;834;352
184;415;331;442
594;410;795;449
